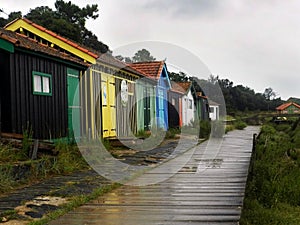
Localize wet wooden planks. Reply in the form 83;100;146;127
50;126;260;225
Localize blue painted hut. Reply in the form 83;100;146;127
130;61;171;130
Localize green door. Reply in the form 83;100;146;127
67;68;81;140
144;87;151;130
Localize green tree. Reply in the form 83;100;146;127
0;10;22;27
24;0;109;53
132;49;156;62
115;55;133;63
168;71;189;82
263;87;276;100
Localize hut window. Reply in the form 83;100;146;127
32;71;52;96
189;99;193;109
128;82;134;94
172;98;175;106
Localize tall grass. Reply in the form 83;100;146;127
0;140;89;194
240;121;300;224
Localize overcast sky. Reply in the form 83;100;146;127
1;0;300;100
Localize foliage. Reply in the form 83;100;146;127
132;48;156;62
0;140;89;194
210;120;225;138
53;141;89;174
234;120;247;130
27;183;121;225
198;75;284;114
263;87;277;100
115;48;156;63
135;130;151;139
0;143;28;162
115;55;133;63
165;128;180;139
168;71;189;82
0;0;109;53
241;122;300;224
22;126;33;157
199;120;211;139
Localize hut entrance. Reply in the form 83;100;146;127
101;73;116;138
67;68;81;140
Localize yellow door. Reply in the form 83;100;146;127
101;73;116;137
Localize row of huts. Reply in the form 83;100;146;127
0;18;214;141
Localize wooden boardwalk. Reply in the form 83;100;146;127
50;126;260;225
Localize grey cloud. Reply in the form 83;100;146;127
144;0;222;18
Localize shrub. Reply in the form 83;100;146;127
241;123;300;224
199;120;211;139
234;120;247;130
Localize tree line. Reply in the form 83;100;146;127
0;2;285;114
169;73;284;114
0;0;109;53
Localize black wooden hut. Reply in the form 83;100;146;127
0;29;90;140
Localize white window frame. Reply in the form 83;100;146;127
32;71;52;96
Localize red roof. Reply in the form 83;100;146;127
129;61;165;80
170;81;191;94
5;18;99;59
97;54;147;77
0;28;90;67
196;92;207;99
276;102;300;111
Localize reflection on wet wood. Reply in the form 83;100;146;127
50;126;260;225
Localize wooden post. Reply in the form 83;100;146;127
31;139;39;160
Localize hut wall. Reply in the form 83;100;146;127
80;66;103;139
115;79;136;137
168;91;181;128
136;81;156;132
182;90;195;126
3;50;69;139
0;50;11;133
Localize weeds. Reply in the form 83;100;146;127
165;128;180;139
22;126;33;157
27;183;121;225
241;122;300;224
234;120;247;130
0;140;89;194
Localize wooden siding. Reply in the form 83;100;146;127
101;73;116;138
0;50;70;139
182;90;195;126
156;66;170;130
168;91;181;128
80;66;102;139
81;62;141;139
5;19;97;64
115;79;136;137
0;50;11;134
195;97;210;121
136;81;156;132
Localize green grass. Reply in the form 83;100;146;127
27;183;121;225
0;210;19;222
241;121;300;224
0;141;89;194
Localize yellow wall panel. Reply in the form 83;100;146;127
101;73;116;138
5;19;97;64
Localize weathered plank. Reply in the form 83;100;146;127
50;126;260;225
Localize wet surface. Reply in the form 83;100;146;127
50;126;260;225
0;169;110;221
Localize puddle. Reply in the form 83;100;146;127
13;196;68;220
